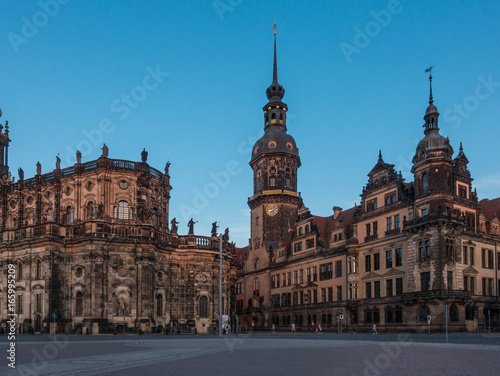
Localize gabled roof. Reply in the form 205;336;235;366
235;246;249;263
479;197;500;221
312;206;356;244
368;152;396;177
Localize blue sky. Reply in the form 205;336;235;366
2;0;500;247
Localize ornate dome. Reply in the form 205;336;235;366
250;128;299;163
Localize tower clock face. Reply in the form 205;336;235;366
266;204;278;216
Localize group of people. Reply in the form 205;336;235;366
222;323;231;335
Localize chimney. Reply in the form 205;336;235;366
332;206;343;220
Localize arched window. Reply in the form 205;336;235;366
199;296;208;318
270;166;276;174
422;173;428;194
305;225;310;233
36;261;42;279
86;202;94;219
117;201;129;220
279;113;283;120
254;258;260;269
418;305;430;322
65;206;73;224
152;208;157;226
156;294;163;317
271;113;276;120
450;304;459;322
299;227;303;235
18;264;23;280
76;291;83;316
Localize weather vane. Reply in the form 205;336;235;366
425;64;435;76
271;19;278;35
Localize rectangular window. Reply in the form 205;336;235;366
335;261;342;278
374;281;380;297
422;208;428;217
36;293;42;312
365;254;371;272
313;266;317;282
470;247;475;265
272;275;276;288
395;248;403;267
488;250;493;269
464;276;469;291
293;292;298;305
328;287;333;302
320;263;333;280
294;271;298;284
394;215;400;229
365;282;372;299
386;217;392;231
470;277;475;294
396;278;403;295
299;270;304;284
366;223;371;236
337;286;342;301
270;177;276;187
419;240;431;259
321;288;326;303
313;289;318;303
463;246;468;265
386;279;393;296
374;253;380;270
373;221;378;235
307;268;311;282
386;250;393;268
288;272;291;286
294;242;303;252
447;271;453;290
17;295;23;314
349;283;358;299
421;272;430;292
282;273;286;286
276;274;280;288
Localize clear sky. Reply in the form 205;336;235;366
2;0;500;247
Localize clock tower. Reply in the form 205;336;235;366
248;33;303;268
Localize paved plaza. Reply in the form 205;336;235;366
1;333;499;376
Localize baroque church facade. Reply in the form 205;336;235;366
0;122;236;335
235;36;500;332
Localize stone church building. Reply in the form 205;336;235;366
235;35;500;333
0;124;236;335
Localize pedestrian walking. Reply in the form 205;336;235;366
372;323;377;335
319;324;322;334
352;326;357;335
291;323;296;333
272;324;276;334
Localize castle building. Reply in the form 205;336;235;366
235;38;500;332
0;122;236;335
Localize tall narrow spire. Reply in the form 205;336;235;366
265;24;285;102
273;33;278;84
425;64;435;105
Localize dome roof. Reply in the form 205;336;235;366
415;131;453;161
250;128;299;163
425;103;439;116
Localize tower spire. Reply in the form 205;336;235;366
425;64;435;105
273;32;278;84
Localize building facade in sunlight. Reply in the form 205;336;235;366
235;38;500;333
0;126;236;335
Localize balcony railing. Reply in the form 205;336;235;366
364;234;378;242
385;228;401;237
402;289;471;301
